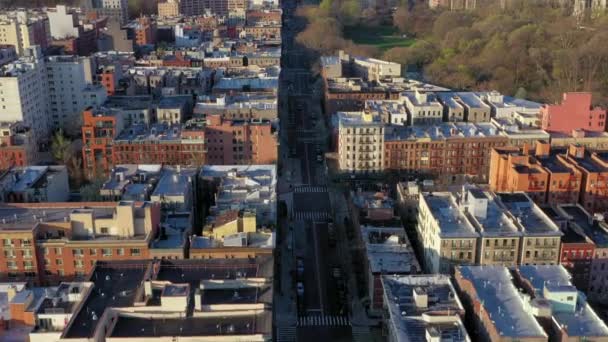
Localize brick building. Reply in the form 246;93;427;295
0;201;160;285
384;123;508;184
133;16;156;46
541;92;607;134
83;110;277;177
489;141;582;205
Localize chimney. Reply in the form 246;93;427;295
413;287;428;309
568;144;585;159
535;140;551;157
522;143;530;156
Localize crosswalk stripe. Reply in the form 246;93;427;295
296;315;350;327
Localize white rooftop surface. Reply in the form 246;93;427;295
201;165;276;185
422;193;479;239
361;226;419;274
385;122;501;141
151;167;197;197
497;193;562;236
463;189;521;238
337;111;384;126
401;91;443;107
518;265;608;338
382;274;469;342
458;266;547;339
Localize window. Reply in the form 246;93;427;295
102;248;112;257
22;249;32;258
72;248;84;257
3;250;15;258
56;259;63;266
24;261;33;269
130;248;141;256
54;248;62;255
117;248;124;256
3;239;12;246
6;261;16;269
100;227;109;234
74;260;84;268
90;249;97;256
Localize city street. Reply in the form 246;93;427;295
275;1;357;341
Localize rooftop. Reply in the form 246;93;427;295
459;188;521;238
457;266;547;339
62;261;150;338
517;265;608;338
560;205;608;247
382;274;469;342
496;193;561;236
337;111;384;127
385;122;501;141
422;193;479;239
109;312;272;338
0;165;66;193
361;226;420;274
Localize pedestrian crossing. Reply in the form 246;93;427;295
294;211;330;220
297;315;351;327
294;186;327;193
276;326;297;342
351;325;373;342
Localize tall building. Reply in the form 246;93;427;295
0;47;49;148
336;111;385;173
179;0;248;16
158;0;181;17
46;56;107;136
541;92;606;135
87;0;129;25
0;11;50;55
46;5;79;40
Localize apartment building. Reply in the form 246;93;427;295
438;92;491;123
0;45;17;66
365;100;407;125
384;123;508;184
156;95;191;124
0;11;50;55
417;192;479;273
553;205;596;292
133;16;157;46
418;189;562;273
46;56;107;136
541;92;606;135
178;0;247;16
557;204;608;304
360;226;420;312
489;141;583;205
0;201;160;285
515;265;608;341
496;192;562;265
402;91;444;125
194;94;278;121
336;111;385;173
0;165;69;203
200;165;277;227
81;108;127;178
455;266;549;342
350;56;401;81
158;0;181;17
87;0;129;25
46;5;79;40
0;46;49;148
0;122;37;170
382;274;470;342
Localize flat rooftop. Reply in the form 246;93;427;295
560;205;608;246
155;257;274;284
518;265;608;338
385;122;502;141
361;226;420;274
463;190;520;238
109;312;272;338
151;167;197;197
62;261;150;339
337;111;383;126
201;285;273;306
496;193;561;236
382;274;469;342
422;193;479;239
457;266;547;339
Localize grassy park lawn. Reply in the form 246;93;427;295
343;25;416;51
